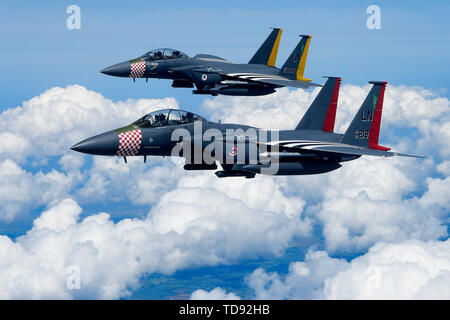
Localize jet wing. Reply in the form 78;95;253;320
254;78;322;89
169;66;321;89
221;72;322;89
300;144;423;158
259;141;423;158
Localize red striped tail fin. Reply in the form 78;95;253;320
296;76;341;131
340;81;390;151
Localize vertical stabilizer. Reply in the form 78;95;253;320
248;28;283;67
340;81;390;151
278;35;312;81
296;77;341;131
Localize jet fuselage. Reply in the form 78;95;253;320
72;79;418;178
102;54;286;96
71;108;357;178
100;31;317;96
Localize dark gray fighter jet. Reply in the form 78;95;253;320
100;28;320;96
71;78;420;178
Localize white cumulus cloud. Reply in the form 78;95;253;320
0;159;79;221
199;239;450;299
0;173;310;299
191;287;241;300
322;240;450;299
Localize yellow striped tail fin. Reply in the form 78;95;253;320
248;28;283;66
279;35;312;81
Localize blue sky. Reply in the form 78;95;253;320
0;1;449;299
0;0;449;111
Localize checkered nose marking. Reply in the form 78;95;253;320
117;129;142;156
130;61;146;78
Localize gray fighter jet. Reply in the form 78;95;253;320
71;78;421;178
100;28;320;96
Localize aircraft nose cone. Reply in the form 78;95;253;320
71;131;119;155
100;61;131;77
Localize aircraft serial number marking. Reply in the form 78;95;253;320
355;129;369;139
283;67;296;74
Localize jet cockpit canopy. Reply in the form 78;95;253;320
139;48;188;61
133;109;205;128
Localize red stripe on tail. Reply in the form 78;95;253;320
322;77;341;132
369;81;390;151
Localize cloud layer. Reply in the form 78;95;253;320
197;239;449;299
0;83;448;298
0;189;309;299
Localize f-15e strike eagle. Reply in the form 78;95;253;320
71;78;420;178
100;28;320;96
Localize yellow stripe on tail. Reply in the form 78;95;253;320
267;28;283;67
297;35;311;81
